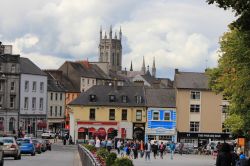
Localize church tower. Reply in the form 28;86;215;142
99;25;122;72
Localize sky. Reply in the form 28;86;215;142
0;0;235;79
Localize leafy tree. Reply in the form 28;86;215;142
206;28;250;136
206;0;250;31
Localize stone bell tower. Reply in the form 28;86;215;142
98;25;122;72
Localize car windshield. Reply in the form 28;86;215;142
17;139;31;144
0;138;14;143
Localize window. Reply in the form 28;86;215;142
122;96;127;103
40;82;44;92
10;82;15;91
11;64;15;73
89;95;96;102
0;81;3;91
60;106;62;116
39;98;43;110
89;109;95;120
55;106;57;116
24;81;29;92
60;93;63;100
32;81;36;92
0;95;3;108
109;109;115;120
55;93;58;100
50;106;53;116
190;105;200;113
190;91;200;100
50;93;53;100
109;95;116;102
10;96;15;108
9;117;15;131
135;96;143;104
190;121;199;132
32;97;36;109
122;109;127;120
87;79;89;85
112;53;115;65
222;123;230;133
136;110;142;121
0;63;2;72
92;79;94;84
153;111;159;120
222;105;229;113
24;97;28;109
164;112;171;121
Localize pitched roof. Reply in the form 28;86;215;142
174;71;209;90
145;88;176;108
44;71;66;92
69;85;146;107
20;57;47;76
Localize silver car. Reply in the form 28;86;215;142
0;137;21;160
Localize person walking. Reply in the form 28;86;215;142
179;142;184;155
144;140;151;161
106;138;112;153
139;140;144;158
169;141;176;160
159;142;165;159
216;143;233;166
95;137;101;149
152;141;158;159
117;139;121;155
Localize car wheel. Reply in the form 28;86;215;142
31;152;36;156
18;154;21;160
14;155;19;160
0;159;4;166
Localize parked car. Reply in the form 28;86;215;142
0;141;4;166
44;139;51;151
0;137;21;160
16;138;36;156
41;131;55;139
37;139;47;152
32;139;42;154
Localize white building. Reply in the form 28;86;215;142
19;58;47;136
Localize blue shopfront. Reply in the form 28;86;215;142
145;108;177;143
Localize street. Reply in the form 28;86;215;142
132;153;216;166
4;140;81;166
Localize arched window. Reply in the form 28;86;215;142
0;117;4;131
9;117;15;132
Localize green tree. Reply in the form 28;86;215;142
206;28;250;136
206;0;250;31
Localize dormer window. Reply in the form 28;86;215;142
135;96;143;104
122;96;128;103
109;95;116;102
89;94;96;102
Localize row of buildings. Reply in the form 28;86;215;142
0;27;231;147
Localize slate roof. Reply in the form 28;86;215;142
145;88;176;108
174;71;209;90
20;57;47;76
69;61;110;80
69;85;146;107
60;74;79;92
44;71;66;92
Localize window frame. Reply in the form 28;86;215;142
190;121;199;132
121;109;127;121
89;108;96;120
24;97;29;110
39;98;43;110
32;97;36;110
136;110;142;121
109;109;115;120
10;96;15;108
152;111;159;121
40;82;44;93
164;112;171;121
32;81;36;92
190;104;200;113
10;81;15;91
109;95;116;102
190;91;200;100
24;81;29;92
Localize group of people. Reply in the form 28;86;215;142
215;142;250;166
116;140;176;161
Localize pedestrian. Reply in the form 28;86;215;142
216;143;233;166
169;141;176;160
179;142;184;155
139;140;144;158
120;142;124;157
95;137;101;149
63;134;67;145
106;138;112;153
237;152;248;166
144;140;151;161
159;142;165;159
133;141;139;159
117;139;121;155
152;141;158;159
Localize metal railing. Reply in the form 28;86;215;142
78;144;101;166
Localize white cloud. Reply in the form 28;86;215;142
0;0;235;76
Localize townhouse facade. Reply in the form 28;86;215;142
19;58;47;136
174;69;231;147
0;43;20;134
68;85;146;143
145;88;177;143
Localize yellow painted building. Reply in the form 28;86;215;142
68;85;147;142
